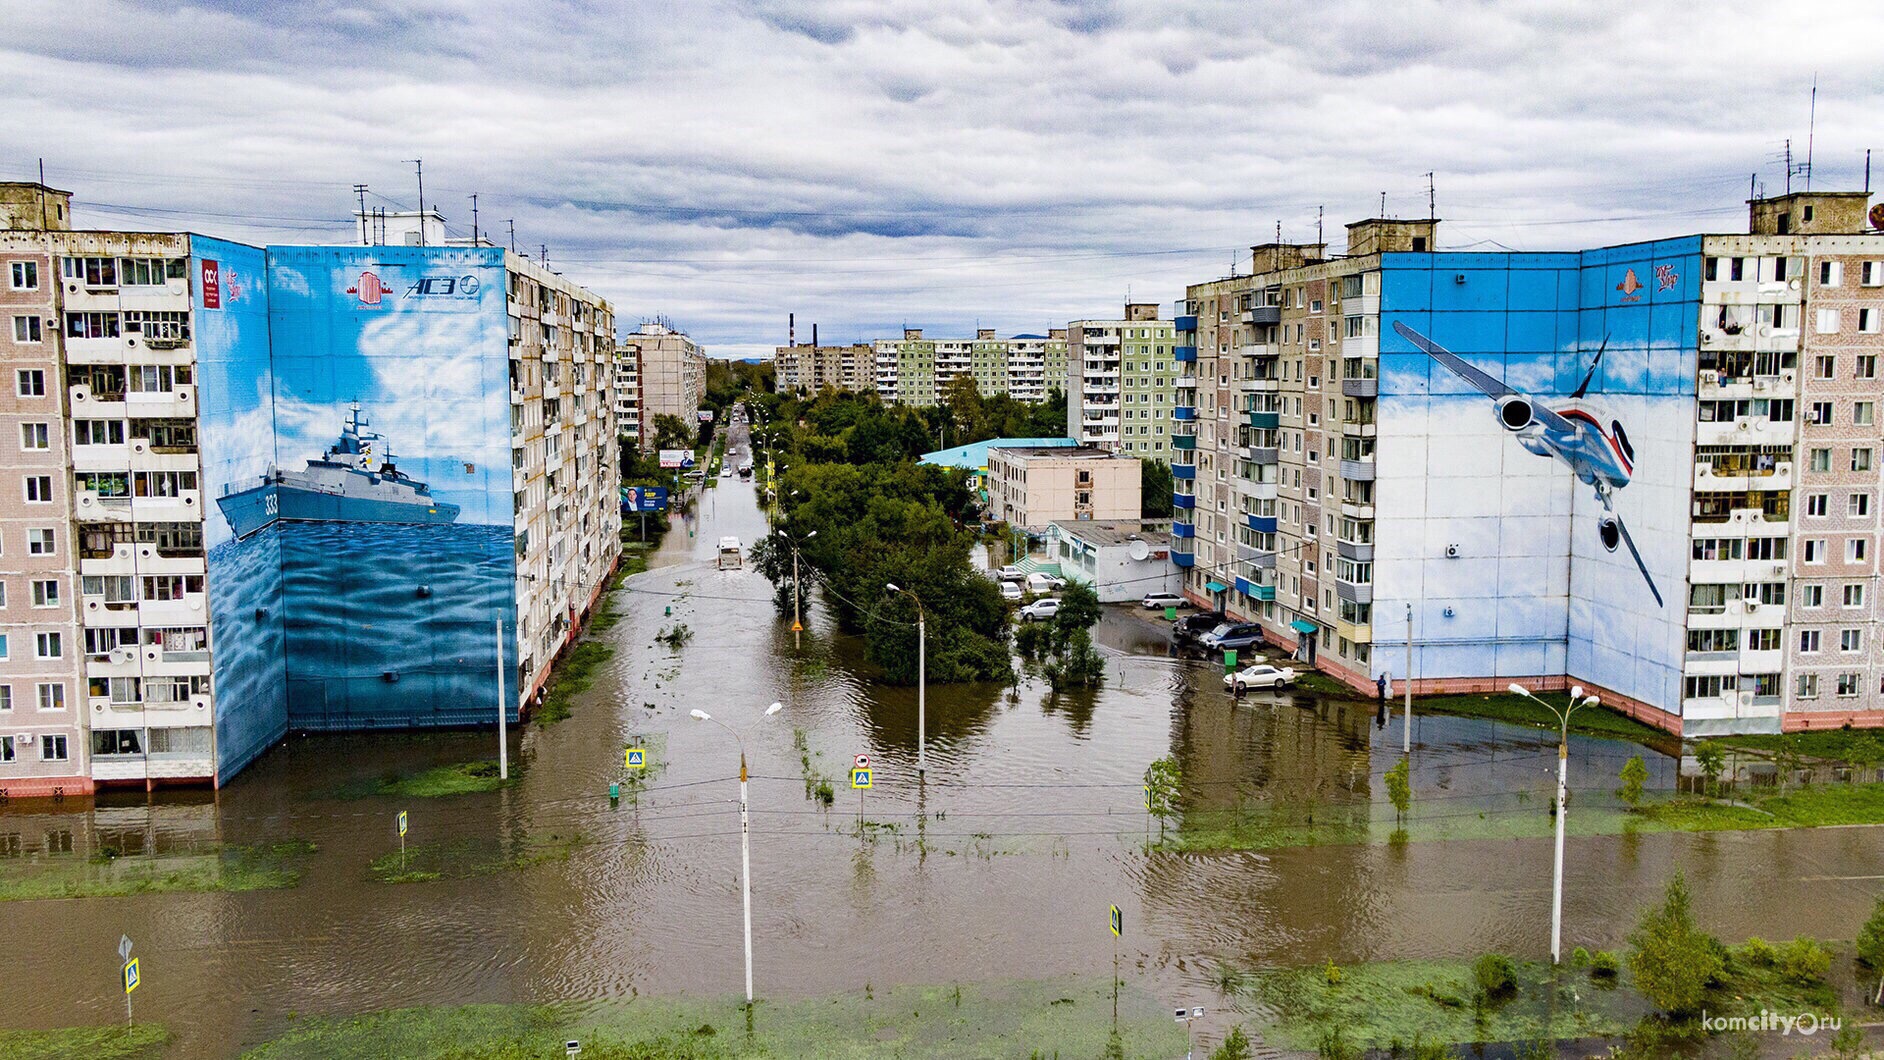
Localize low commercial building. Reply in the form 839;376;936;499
1047;520;1177;603
919;436;1080;505
986;445;1141;532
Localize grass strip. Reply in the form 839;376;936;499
368;832;587;884
2;1024;169;1060
0;839;316;901
536;640;614;724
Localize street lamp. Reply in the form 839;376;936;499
1508;682;1601;965
885;582;926;776
779;529;816;650
691;701;784;1002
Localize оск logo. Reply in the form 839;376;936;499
347;271;391;306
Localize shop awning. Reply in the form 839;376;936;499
1289;619;1318;634
1204;580;1228;593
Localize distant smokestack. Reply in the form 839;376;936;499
789;313;795;347
812;323;818;347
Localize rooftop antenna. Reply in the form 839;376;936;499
540;244;548;268
1379;190;1387;216
405;159;425;245
469;193;480;245
1865;149;1872;194
37;158;47;229
506;219;516;254
353;184;369;244
1427;171;1436;220
1805;75;1817;191
1784;139;1793;196
1317;205;1324;247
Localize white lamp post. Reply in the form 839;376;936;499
691;701;783;1002
1508;682;1600;964
779;529;815;651
886;582;925;776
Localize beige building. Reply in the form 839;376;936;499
775;342;874;393
614;341;641;447
625;320;704;449
986;445;1141;531
1067;303;1178;458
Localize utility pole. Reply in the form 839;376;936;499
495;617;508;780
1403;603;1413;753
405;159;425;244
353;184;369;244
469;193;480;245
541;244;548;268
507;219;516;254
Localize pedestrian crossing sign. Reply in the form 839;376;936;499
1109;905;1122;937
625;748;646;769
397;810;408;837
850;768;872;789
123;957;139;994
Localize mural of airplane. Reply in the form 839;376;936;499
1392;321;1664;608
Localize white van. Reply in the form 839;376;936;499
718;536;742;569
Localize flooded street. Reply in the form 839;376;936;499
3;470;1882;1056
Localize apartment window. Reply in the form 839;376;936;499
1863;261;1883;286
1852;493;1872;518
1797;673;1819;699
31;580;58;608
63;256;117;286
1853;448;1873;472
1753;582;1787;606
16;369;44;396
1844;584;1866;608
1684;674;1735;699
12;315;41;343
1819;261;1842;286
1816;309;1841;334
23;475;53;503
1838;673;1861;697
40;734;67;760
0;685;8;711
65;312;120;339
9;261;37;289
1814;355;1836;379
37;683;64;711
1809;401;1833;425
1847;539;1868;563
34;632;61;659
1806;493;1829;517
1804;539;1826;564
19;423;48;450
27;528;54;555
1843;629;1865;653
1861;308;1881;333
73;420;124;446
1745;537;1787;560
1749;628;1781;651
1802;584;1824;607
1810;448;1832;472
1858;354;1878;379
1858;402;1878;427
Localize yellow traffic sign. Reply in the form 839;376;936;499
397;810;408;837
1110;905;1122;937
123;957;140;994
625;748;646;769
850;768;872;789
791;621;803;632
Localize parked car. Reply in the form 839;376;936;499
1141;592;1185;610
1223;663;1297;692
721;466;734;478
996;565;1026;581
1026;572;1066;593
1018;597;1061;622
999;580;1024;602
1198;621;1266;653
1172;613;1223;645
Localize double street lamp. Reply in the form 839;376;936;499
1508;682;1601;965
691;701;783;1002
885;582;926;776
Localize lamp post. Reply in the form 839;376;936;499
886;582;926;776
1403;603;1413;753
691;701;784;1002
1508;682;1600;964
779;529;816;650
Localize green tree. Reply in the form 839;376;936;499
1140;459;1174;518
1208;1026;1253;1060
1618;754;1648;810
1144;755;1182;837
1693;741;1726;797
1859;895;1884;970
1626;872;1723;1016
1384;755;1412;823
650;414;693;453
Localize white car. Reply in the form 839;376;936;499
1141;592;1185;610
1026;572;1067;593
721;467;734;478
999;580;1024;602
1222;663;1297;692
1018;597;1060;622
996;565;1026;582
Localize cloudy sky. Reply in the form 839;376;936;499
6;0;1882;360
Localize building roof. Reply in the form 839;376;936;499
1048;520;1171;548
991;445;1116;460
919;436;1079;470
1010;333;1049;339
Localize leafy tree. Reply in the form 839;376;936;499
1472;953;1518;1001
1140;459;1174;518
1208;1026;1253;1060
1384;756;1411;823
1858;895;1884;970
1144;755;1182;837
1043;628;1106;691
1618;754;1648;810
650;414;693;453
1626;872;1723;1016
1693;741;1726;797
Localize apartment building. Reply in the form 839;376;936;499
615;339;641;447
1173;194;1884;736
987;445;1141;531
628;320;705;449
1066;304;1177;459
872;327;1068;407
0;187;620;793
774;342;874;393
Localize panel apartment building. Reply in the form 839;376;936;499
774;341;876;394
1172;192;1884;736
0;185;620;795
1066;303;1178;459
869;328;1069;407
624;320;704;449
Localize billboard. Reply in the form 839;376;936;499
658;449;694;469
621;486;669;513
1373;240;1699;715
198;244;519;751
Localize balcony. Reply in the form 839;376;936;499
1340;501;1375;520
1174;345;1197;363
1173;375;1197;389
1236;542;1277;568
1244;513;1277;533
1241;306;1281;325
1337;619;1372;644
1696;416;1792;447
1173;493;1196;510
1171;435;1196;451
1341;420;1377;438
1337;538;1375;561
1234;344;1276;359
1171;540;1196;568
1698;370;1796;401
1335;579;1373;605
1174;315;1197;332
1338;457;1377;481
1246;410;1279;429
1242;378;1280;394
1694;459;1792;492
1341;377;1379;398
1171;462;1196;480
1246;446;1279;465
1171;521;1195;539
1235;576;1276;601
1173;406;1197;422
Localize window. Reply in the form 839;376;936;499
19;423;48;450
0;686;7;711
1814;355;1836;379
64;312;120;339
1858;402;1877;427
1816;309;1841;334
1852;493;1872;518
1854;448;1873;472
1745;537;1786;560
1844;629;1866;653
1847;538;1868;563
1802;584;1824;607
1809;401;1833;425
1819;260;1841;286
1749;628;1781;651
1799;630;1821;652
39;734;67;760
30;580;58;608
1862;308;1881;333
1810;448;1832;472
1797;673;1819;699
36;683;64;711
27;528;53;555
92;729;143;756
1807;493;1829;517
1858;354;1878;379
63;256;117;286
16;369;44;396
1838;673;1861;697
11;315;41;343
1864;261;1883;286
34;632;61;659
9;261;37;290
1845;584;1867;608
1804;539;1826;563
23;475;53;503
1684;674;1735;699
73;420;124;446
1689;628;1738;653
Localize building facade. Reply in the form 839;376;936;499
1046;520;1177;603
1172;195;1884;736
987;445;1142;531
627;321;704;449
1066;304;1177;459
614;340;641;448
870;327;1068;407
0;186;620;794
774;342;875;394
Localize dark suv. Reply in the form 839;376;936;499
1172;613;1224;646
1198;622;1265;654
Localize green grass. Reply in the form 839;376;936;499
536;640;615;724
1716;727;1884;766
374;761;508;799
1292;674;1676;748
1;1023;169;1059
368;831;587;884
238;978;1186;1059
0;839;316;901
1634;782;1884;830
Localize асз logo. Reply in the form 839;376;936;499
404;275;480;299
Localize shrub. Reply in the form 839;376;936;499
1618;754;1648;809
1473;953;1518;1000
1776;935;1831;985
1627;872;1724;1015
1323;958;1343;986
1736;936;1777;967
1385;756;1412;822
1857;895;1884;970
1569;946;1592;969
1316;1026;1361;1060
1589;950;1620;980
1208;1026;1253;1060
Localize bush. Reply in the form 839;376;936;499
1569;946;1592;969
1385;756;1412;822
1589;950;1620;980
1208;1026;1253;1060
1323;958;1342;986
1627;872;1724;1015
1315;1026;1360;1060
1473;953;1518;1000
1736;936;1777;967
1776;935;1832;985
1857;895;1884;970
1618;754;1648;809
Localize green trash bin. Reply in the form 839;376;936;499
1224;649;1238;671
1164;605;1177;621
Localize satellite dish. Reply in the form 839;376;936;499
1870;202;1884;232
1127;539;1152;561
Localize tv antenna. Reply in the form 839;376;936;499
403;159;425;245
352;184;369;244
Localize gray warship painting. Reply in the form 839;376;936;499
216;403;461;539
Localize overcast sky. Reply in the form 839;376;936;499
6;0;1882;360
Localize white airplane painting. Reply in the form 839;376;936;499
1393;321;1664;608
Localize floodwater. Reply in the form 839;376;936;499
3;436;1883;1057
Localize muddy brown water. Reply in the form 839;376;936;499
3;452;1882;1057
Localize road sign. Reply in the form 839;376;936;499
625;748;646;769
852;753;870;770
850;768;872;789
1143;784;1153;811
397;810;408;837
118;934;133;960
566;1041;581;1057
1109;904;1122;937
791;620;803;632
122;958;139;994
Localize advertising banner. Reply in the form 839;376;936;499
621;486;669;513
658;449;695;469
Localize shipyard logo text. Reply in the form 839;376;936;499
403;275;481;299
